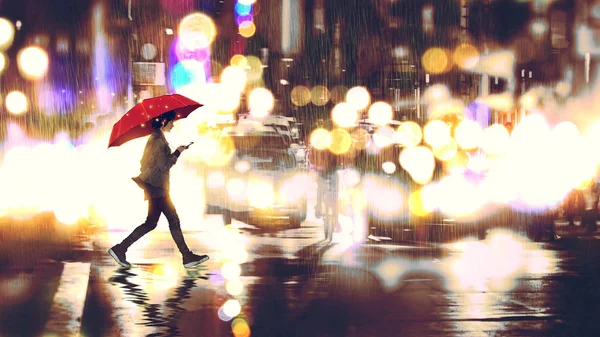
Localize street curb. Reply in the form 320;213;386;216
42;262;91;337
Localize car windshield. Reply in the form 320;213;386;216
230;134;295;171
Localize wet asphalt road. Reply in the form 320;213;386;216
66;214;600;337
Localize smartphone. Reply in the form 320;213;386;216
184;141;194;148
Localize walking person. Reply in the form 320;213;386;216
108;110;209;269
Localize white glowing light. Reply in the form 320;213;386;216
345;86;371;111
5;91;28;115
248;87;274;117
17;46;49;80
0;18;15;49
222;299;242;317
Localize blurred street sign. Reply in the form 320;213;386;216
132;62;166;86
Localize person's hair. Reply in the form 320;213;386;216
151;110;176;130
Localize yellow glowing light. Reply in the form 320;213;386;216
433;138;458;162
329;128;352;155
178;12;217;50
345;86;371;111
311;85;330;106
221;66;248;93
481;123;510;155
290;86;311;106
0;52;6;73
5;91;28;115
368;102;393;126
422;47;451;74
395;121;422;147
239;21;256;38
232;318;251;337
453;43;480;70
310;128;331;150
244;55;263;82
454;120;483;149
226;279;244;296
17;46;49;80
223;299;242;317
409;189;435;216
331;102;359;128
423;120;451;148
248;87;274;116
0;18;15;50
230;54;248;68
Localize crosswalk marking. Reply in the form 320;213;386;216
42;262;91;337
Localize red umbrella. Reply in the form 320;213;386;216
108;94;202;147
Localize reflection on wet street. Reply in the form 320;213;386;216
79;216;600;337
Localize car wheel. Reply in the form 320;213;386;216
222;210;232;225
290;213;302;229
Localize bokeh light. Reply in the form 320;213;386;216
399;145;436;185
395;121;422;147
423;120;451;148
422;47;451;74
368;102;393;126
290;86;311;106
244;55;263;82
331;102;359;128
345;86;371;111
178;12;217;50
230;54;248;68
432;138;458;162
310;128;331;150
311;85;330;106
330;85;348;104
17;46;49;80
454;120;483;149
221;65;248;93
248;87;274;116
238;21;256;38
453;43;480;70
232;318;251;337
0;52;6;73
0;18;14;50
223;299;242;318
140;43;157;60
5;91;28;115
329;128;352;155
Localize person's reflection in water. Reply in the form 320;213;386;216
108;266;208;336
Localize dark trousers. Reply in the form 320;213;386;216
119;195;190;254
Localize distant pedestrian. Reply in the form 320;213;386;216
108;110;209;269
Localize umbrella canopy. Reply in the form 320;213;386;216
108;94;202;148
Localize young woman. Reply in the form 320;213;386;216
109;110;209;268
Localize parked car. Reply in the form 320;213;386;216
204;124;308;228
